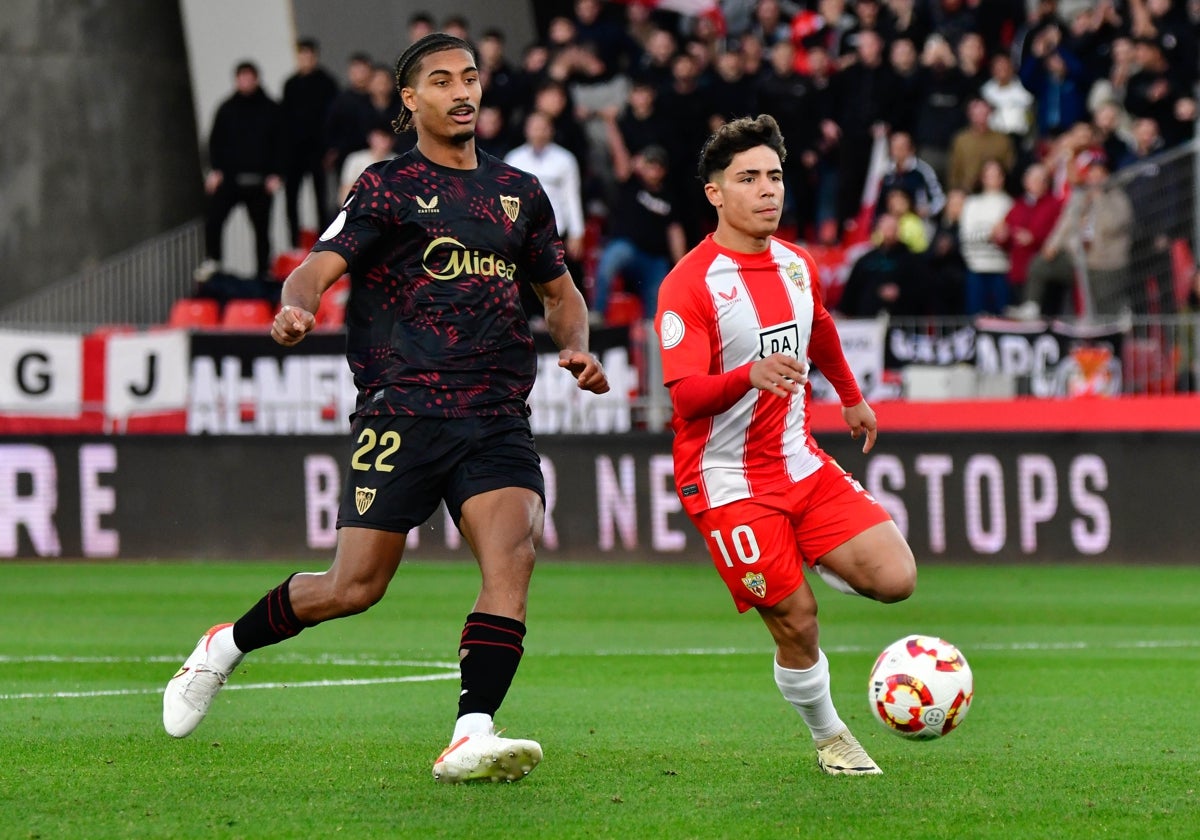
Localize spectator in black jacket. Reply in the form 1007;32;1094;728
874;130;947;223
1144;0;1198;88
836;214;926;317
592;145;686;322
888;37;924;137
613;74;670;159
707;49;758;127
478;28;523;116
281;39;338;247
366;63;409;154
830;29;898;233
572;0;640;77
758;40;826;235
1125;36;1198;148
202;61;283;280
913;32;971;184
324;52;374;174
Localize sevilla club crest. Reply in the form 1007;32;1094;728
355;486;377;515
500;195;521;223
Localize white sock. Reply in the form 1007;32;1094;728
208;625;245;673
452;712;493;742
774;650;845;741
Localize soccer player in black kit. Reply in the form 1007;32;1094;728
163;33;610;784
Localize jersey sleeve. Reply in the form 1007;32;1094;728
668;363;754;420
311;163;396;268
656;264;717;387
518;176;567;285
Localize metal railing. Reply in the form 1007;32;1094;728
0;204;273;332
0;220;205;331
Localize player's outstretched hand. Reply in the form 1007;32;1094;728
559;349;610;394
749;352;808;398
843;399;878;453
272;304;316;347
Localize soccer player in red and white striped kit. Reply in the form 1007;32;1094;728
655;114;917;776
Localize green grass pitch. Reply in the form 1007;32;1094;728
1;561;1197;839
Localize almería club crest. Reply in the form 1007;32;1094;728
785;261;809;293
742;571;767;599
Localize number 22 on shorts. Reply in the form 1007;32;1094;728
351;428;401;472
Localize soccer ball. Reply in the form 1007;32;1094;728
868;635;973;740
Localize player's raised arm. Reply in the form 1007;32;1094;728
537;272;610;394
271;250;348;347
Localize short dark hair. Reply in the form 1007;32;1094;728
629;72;657;91
392;33;478;133
296;38;319;53
368;117;394;136
535;78;567;97
697;114;787;182
235;60;259;77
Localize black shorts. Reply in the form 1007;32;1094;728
336;413;545;533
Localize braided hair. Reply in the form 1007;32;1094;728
392;32;478;133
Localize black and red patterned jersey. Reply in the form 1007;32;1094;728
313;147;565;418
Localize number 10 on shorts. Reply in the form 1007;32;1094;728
709;525;761;567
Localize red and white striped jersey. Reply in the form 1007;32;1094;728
656;234;847;515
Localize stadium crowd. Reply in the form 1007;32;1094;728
202;0;1200;324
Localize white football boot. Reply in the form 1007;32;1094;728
815;727;882;775
162;623;243;738
432;728;543;783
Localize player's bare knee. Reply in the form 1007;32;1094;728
876;555;917;603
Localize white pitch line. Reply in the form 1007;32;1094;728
0;655;459;668
541;639;1200;657
2;639;1196;703
1;639;1197;668
0;672;459;701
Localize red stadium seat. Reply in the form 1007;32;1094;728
315;275;349;330
271;249;307;281
297;228;319;251
88;323;136;339
1122;338;1179;395
314;297;346;331
220;299;276;330
605;291;644;327
1171;238;1195;310
167;298;219;328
